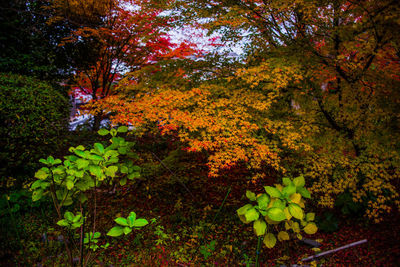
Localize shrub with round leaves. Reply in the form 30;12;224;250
0;73;69;184
237;175;317;248
30;126;141;205
30;127;147;264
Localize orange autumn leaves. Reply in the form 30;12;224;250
92;62;307;178
95;86;276;177
88;54;400;222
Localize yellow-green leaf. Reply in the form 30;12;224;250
89;165;102;177
105;165;118;178
76;159;89;169
35;169;48;180
237;204;253;224
304;223;318;234
98;129;109;136
245;208;260;222
284;207;292;220
267;207;286;222
272;199;285;210
257;193;270;210
264;216;279;225
264;186;281;198
94;143;105;154
246;190;256;201
297;233;303;240
285;221;291;230
288;203;304;220
282;177;292;186
253;219;267;236
282;183;296;196
297;187;311;199
278;231;290;241
289;193;301;204
237;204;253;216
117;126;128;133
66;180;74;190
306;212;315;222
292;222;300;233
293;175;305;187
264;233;276;248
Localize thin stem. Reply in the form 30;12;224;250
255;236;262;267
80;203;85;267
84;185;97;266
59;190;70;210
92;187;97;235
49;176;74;266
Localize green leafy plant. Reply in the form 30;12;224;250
83;232;109;251
237;175;318;249
199;240;216;260
154;225;171;245
107;211;148;237
56;211;83;230
242;253;254;267
30;126;146;266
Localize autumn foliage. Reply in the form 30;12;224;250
86;0;400;222
4;1;400;266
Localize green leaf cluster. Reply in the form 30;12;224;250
83;232;109;251
29;127;148;263
237;176;317;248
107;211;149;237
30;127;141;205
199;240;216;260
57;211;83;230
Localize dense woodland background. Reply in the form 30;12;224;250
1;0;400;266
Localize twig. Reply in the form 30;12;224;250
301;239;367;262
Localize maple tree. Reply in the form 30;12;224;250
50;0;196;129
91;53;308;179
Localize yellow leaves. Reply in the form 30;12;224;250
303;223;318;235
236;60;303;92
283;208;292;220
305;146;400;221
290;193;302;204
278;231;290;241
264;233;277;248
311;247;321;254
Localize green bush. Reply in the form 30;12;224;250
0;73;69;186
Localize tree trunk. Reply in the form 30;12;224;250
92;113;102;131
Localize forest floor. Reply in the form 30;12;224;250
9;167;399;266
2;134;399;266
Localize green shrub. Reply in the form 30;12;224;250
237;176;318;249
0;73;69;186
